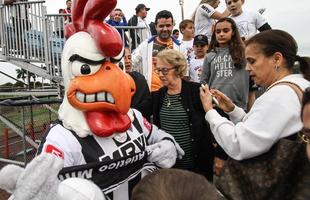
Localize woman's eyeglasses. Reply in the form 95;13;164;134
299;127;310;143
154;67;176;75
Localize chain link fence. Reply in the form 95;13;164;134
0;96;61;167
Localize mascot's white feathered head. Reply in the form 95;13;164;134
58;0;136;138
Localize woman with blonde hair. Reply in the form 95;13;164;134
192;0;230;42
151;49;215;181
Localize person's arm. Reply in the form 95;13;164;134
38;125;84;167
106;19;114;26
258;23;271;32
200;4;230;20
255;12;271;32
122;16;128;26
204;85;302;160
200;53;212;84
131;42;144;70
210;8;230;20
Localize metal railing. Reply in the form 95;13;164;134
0;1;146;86
113;25;147;51
0;1;46;62
44;14;67;80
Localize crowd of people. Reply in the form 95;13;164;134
1;0;309;199
106;0;310;199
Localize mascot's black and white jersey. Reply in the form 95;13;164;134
36;0;183;200
39;109;174;200
40;109;155;167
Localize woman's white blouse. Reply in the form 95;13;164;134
205;74;310;160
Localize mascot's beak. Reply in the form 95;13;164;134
67;61;135;114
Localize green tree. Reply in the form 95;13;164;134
29;72;37;88
16;68;27;83
16;69;37;88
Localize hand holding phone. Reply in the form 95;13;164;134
201;84;219;106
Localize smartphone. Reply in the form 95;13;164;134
201;84;219;106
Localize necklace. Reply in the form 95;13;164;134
166;93;179;108
167;96;171;107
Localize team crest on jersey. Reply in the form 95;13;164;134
113;132;129;143
99;130;147;163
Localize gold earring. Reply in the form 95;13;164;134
275;65;280;72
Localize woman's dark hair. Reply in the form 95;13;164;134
298;56;310;80
132;169;220;200
301;87;310;119
208;17;245;69
155;10;174;25
246;30;310;80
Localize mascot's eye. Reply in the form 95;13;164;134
81;64;91;74
71;61;101;76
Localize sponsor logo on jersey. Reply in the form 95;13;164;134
201;5;211;13
99;134;147;162
45;144;64;159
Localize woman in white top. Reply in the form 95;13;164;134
193;0;230;41
200;29;310;160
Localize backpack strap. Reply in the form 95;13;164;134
266;81;303;103
267;81;304;141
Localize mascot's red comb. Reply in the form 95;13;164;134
65;0;123;58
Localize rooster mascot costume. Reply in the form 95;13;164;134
0;0;184;199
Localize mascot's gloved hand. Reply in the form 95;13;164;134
0;153;106;200
0;153;63;200
146;139;185;168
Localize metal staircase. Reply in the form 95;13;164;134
0;1;146;98
0;1;66;97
